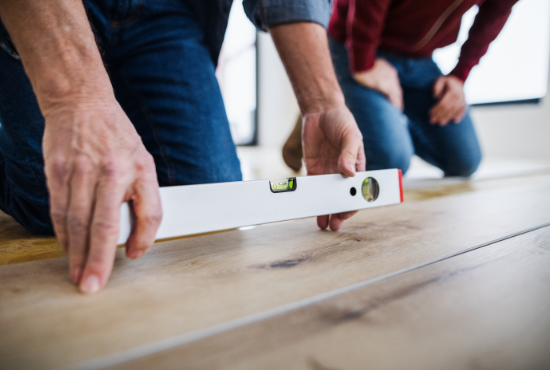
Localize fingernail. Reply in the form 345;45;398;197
345;162;355;173
80;275;100;294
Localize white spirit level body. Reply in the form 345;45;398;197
117;169;403;244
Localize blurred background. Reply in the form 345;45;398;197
218;0;550;181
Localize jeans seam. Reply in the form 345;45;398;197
117;74;176;184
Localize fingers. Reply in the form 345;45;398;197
337;135;363;177
430;76;466;125
317;211;358;231
453;108;467;124
79;175;126;294
45;158;70;254
430;92;457;126
447;105;464;124
337;121;364;177
387;84;404;111
125;161;162;259
383;61;403;110
317;215;329;230
430;94;466;125
433;77;446;99
329;211;357;231
66;158;96;283
353;59;403;110
430;100;450;125
356;142;367;172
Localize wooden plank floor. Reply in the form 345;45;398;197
112;226;550;370
0;174;549;370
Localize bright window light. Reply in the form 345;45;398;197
433;0;550;105
216;2;257;145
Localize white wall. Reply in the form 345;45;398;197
257;33;550;161
257;33;299;148
470;73;550;160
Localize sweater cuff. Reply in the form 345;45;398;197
449;61;475;82
349;44;377;73
243;0;332;32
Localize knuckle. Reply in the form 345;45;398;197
151;209;163;224
74;156;94;176
92;219;119;235
47;158;69;182
141;210;162;228
50;208;66;224
137;153;157;173
100;158;121;178
68;216;88;232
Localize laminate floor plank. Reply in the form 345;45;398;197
116;227;550;370
1;181;550;369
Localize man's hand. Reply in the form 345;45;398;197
353;59;403;110
430;75;467;126
270;23;366;231
42;97;162;294
302;107;366;231
0;0;162;293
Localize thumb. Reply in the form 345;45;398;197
433;77;446;99
337;132;363;177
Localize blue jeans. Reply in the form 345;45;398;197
0;0;242;234
329;37;482;176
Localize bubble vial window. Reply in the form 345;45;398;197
270;177;297;193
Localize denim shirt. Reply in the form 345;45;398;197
185;0;332;64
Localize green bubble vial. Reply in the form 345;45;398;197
362;177;380;202
270;177;297;193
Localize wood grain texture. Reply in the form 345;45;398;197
1;181;550;369
121;227;550;370
402;173;550;202
0;211;60;266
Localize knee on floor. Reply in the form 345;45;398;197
441;154;482;177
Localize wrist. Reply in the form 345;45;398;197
448;74;465;86
29;52;113;111
40;92;118;124
300;92;346;116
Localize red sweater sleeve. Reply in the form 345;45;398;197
345;0;392;73
450;0;518;81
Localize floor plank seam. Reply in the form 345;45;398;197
402;169;550;190
65;222;550;370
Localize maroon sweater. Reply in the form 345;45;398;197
328;0;518;81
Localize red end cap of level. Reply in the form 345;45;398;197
398;169;404;203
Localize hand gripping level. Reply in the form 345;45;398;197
117;169;404;244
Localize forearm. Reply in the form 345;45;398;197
269;22;345;115
0;0;112;110
450;0;517;81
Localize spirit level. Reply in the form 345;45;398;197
117;169;403;244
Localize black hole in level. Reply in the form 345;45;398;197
350;187;357;196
